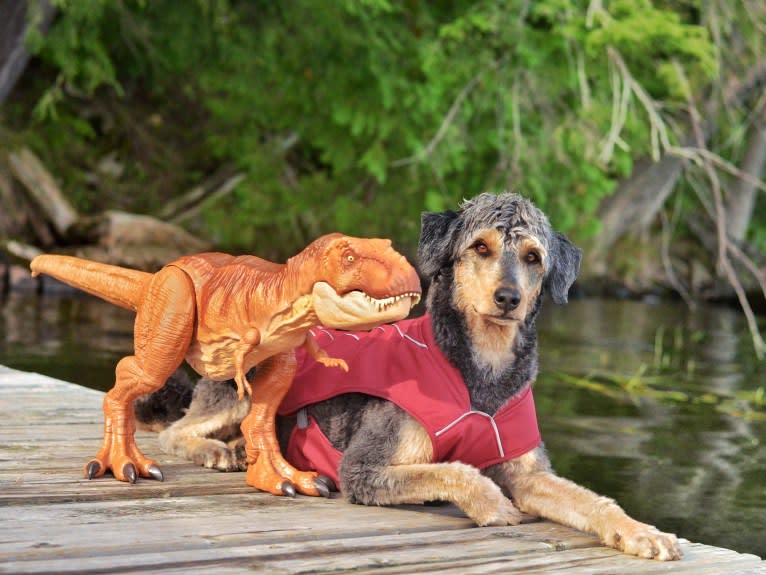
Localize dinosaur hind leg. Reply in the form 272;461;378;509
86;266;195;483
241;352;327;497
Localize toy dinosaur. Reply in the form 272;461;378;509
30;233;421;496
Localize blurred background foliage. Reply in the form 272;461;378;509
2;0;764;263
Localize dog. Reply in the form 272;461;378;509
140;192;682;560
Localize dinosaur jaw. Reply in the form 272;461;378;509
312;282;420;330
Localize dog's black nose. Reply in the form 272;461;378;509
494;287;521;312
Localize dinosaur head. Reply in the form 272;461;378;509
309;234;421;330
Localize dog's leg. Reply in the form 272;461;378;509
485;447;682;561
340;414;523;526
351;462;524;527
158;379;249;471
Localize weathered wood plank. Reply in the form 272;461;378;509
0;366;763;575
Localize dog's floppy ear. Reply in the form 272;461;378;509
546;231;582;304
418;210;460;278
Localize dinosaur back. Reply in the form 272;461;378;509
30;255;152;311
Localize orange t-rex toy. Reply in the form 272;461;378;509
30;233;421;496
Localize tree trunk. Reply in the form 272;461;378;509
0;0;57;104
725;109;766;243
590;61;766;274
589;154;684;274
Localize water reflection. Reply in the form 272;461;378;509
0;292;134;390
536;299;765;558
0;293;763;557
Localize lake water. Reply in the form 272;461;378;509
1;292;764;557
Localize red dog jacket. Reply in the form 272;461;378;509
278;314;542;487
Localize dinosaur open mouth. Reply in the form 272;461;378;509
312;282;420;330
362;291;421;312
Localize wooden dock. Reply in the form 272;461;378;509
1;365;764;574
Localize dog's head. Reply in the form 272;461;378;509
418;192;581;324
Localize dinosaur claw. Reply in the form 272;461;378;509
86;461;101;480
314;479;330;498
281;481;297;497
147;464;164;482
315;475;336;495
123;463;138;484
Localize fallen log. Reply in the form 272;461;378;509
2;239;42;262
3;148;213;271
68;210;212;270
0;158;56;246
7;147;79;237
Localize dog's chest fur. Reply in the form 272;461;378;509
428;269;540;414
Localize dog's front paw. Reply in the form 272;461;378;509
481;496;524;526
191;441;246;472
605;521;682;561
462;475;523;526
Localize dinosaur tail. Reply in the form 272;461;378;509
30;255;152;312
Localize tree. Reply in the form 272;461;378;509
726;108;766;244
0;0;56;104
3;0;764;315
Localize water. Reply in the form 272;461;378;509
1;292;764;557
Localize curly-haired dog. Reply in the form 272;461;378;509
142;193;681;560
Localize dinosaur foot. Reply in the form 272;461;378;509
245;450;336;497
84;440;164;483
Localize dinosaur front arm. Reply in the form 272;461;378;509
303;331;349;372
234;327;261;400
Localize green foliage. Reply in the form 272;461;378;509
586;0;717;98
28;0;120;119
10;0;747;256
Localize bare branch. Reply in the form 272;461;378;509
575;44;592;111
727;242;766;300
599;51;632;164
586;0;611;28
668;145;766;194
606;48;673;161
688;169;766;302
660;210;695;308
676;61;765;358
511;72;523;176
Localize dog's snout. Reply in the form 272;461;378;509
493;287;521;313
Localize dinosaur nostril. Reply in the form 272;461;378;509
494;287;521;312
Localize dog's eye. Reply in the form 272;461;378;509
525;251;540;265
473;242;490;256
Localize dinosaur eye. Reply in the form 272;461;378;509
525;251;540;265
346;254;355;263
473;241;490;256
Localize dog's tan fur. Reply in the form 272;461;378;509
452;228;545;374
158;396;247;471
377;417;523;526
144;193;681;561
